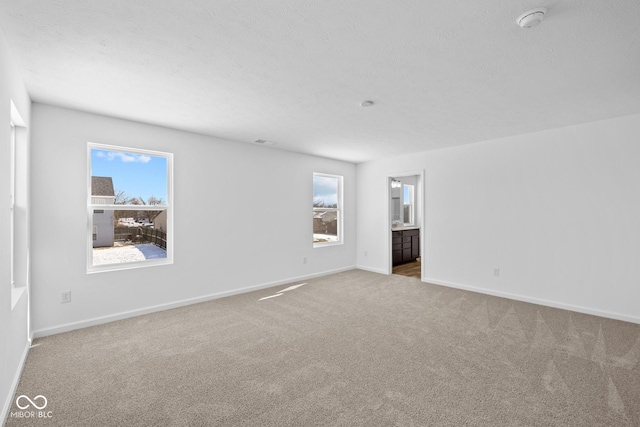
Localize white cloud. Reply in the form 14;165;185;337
96;150;151;163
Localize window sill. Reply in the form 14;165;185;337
313;241;343;249
87;257;173;274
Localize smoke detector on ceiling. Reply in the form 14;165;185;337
517;7;547;28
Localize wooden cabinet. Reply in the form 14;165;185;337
392;229;420;266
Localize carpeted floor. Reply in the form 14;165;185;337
7;270;640;426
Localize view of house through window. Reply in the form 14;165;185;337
313;173;343;246
88;143;172;272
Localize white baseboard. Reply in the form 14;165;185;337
423;277;640;325
32;266;357;338
1;339;30;426
356;265;388;275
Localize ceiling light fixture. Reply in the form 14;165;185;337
360;100;374;107
391;179;402;189
517;7;547;28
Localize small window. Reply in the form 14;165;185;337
313;173;343;247
403;184;415;226
87;143;173;272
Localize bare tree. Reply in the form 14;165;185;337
313;195;336;208
113;189;133;223
109;193;165;243
112;191;164;224
132;195;165;222
114;189;129;205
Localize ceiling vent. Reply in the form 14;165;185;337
517;7;547;28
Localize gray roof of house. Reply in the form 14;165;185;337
91;176;115;197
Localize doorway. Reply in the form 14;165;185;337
388;172;424;280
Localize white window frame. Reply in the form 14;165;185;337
313;172;343;248
87;143;173;273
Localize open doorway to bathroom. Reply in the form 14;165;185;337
388;172;423;280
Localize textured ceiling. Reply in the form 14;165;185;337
1;0;639;163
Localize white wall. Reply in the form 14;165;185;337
30;103;356;336
357;114;640;323
0;29;31;424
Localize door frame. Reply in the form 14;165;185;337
386;170;425;279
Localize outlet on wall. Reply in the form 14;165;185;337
302;256;307;264
493;268;500;277
61;290;71;303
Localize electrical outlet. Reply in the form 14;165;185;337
364;251;368;257
493;268;500;277
61;291;71;303
302;256;307;264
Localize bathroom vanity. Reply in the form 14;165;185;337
391;227;420;266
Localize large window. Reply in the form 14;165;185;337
313;173;343;247
9;119;15;289
10;100;27;309
87;143;173;272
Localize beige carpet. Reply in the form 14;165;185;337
7;270;640;426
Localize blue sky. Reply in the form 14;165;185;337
313;175;339;207
91;148;167;202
